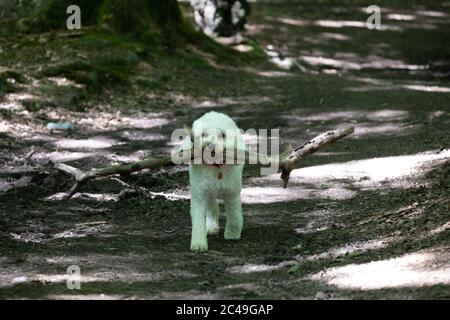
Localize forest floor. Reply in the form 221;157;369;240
0;0;449;299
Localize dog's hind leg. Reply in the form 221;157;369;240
206;198;220;235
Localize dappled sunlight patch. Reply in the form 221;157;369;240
46;294;124;300
120;117;170;130
346;80;450;94
241;186;356;204
402;84;450;93
350;76;390;86
255;70;295;78
0;166;36;175
0;101;22;111
428;111;447;120
228;261;295;274
0;176;32;193
194;96;272;109
362;6;448;19
299;54;428;72
121;130;165;142
51;221;112;240
283;109;411;138
47;77;85;88
305;150;449;189
314;19;402;31
415;10;448;18
344;85;388;92
269;56;295;70
387;13;416;21
286;109;409;122
46;192;119;202
146;190;190;201
295;236;401;262
427;221;450;237
9;231;46;244
0;252;198;290
22;133;58;143
9;222;112;244
0;93;39;111
254;150;450;191
394;202;425;220
271;16;308;27
245;23;273;36
31;149;150;165
4;93;37;102
265;46;296;70
351;56;427;71
242;132;280;149
269;16;401;31
41;108;172;133
344;77;398;92
310;248;450;289
295;209;345;234
148;290;220;300
32;150;97;163
233;44;253;53
315;20;366;29
107;151;149;163
300;55;361;70
314;152;351;157
54;136;120;150
320;32;351;41
4;272;163;289
351;122;413;138
0;111;49;139
46;189;189;203
217;282;262;293
0;120;45;139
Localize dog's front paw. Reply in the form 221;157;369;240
207;227;220;236
224;227;242;240
190;241;208;252
206;219;220;235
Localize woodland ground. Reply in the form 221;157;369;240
0;0;449;299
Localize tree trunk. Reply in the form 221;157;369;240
32;0;187;43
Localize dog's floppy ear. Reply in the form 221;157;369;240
183;124;193;141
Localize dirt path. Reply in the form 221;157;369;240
0;1;449;299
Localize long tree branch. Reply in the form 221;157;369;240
279;125;354;187
55;125;354;199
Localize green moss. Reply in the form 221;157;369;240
37;32;142;88
98;0;187;46
0;69;27;97
29;0;104;31
27;0;188;48
0;69;27;84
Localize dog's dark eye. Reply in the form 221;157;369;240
202;132;207;138
220;132;225;139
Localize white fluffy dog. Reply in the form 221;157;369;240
183;111;245;251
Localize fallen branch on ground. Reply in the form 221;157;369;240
55;125;354;199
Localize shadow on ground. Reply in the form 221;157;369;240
0;0;449;299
